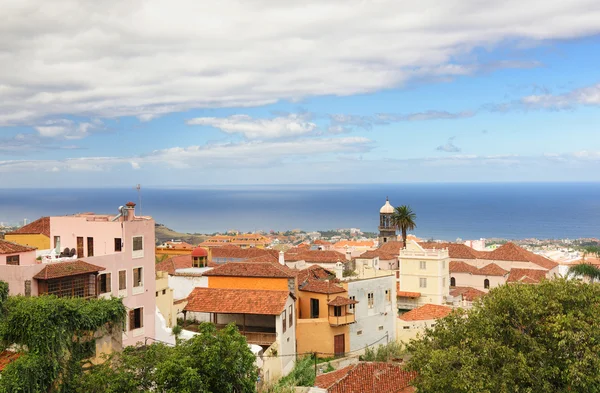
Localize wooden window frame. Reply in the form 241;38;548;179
118;270;127;291
6;255;19;266
98;273;112;294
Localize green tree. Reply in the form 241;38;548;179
406;279;600;393
77;323;258;393
568;263;600;283
392;205;417;248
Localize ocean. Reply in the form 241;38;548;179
0;183;598;241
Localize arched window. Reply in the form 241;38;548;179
484;279;490;289
450;277;456;287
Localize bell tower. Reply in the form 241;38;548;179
378;197;396;244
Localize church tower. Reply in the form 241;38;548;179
378;197;396;244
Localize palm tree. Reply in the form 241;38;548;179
567;263;600;283
392;205;417;249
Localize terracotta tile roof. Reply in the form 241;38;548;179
299;280;346;294
0;350;22;372
184;287;290;315
33;260;105;280
399;304;453;321
449;261;478;274
285;250;347;264
333;240;375;248
297;265;336;284
506;268;548;284
156;255;193;275
449;286;486;301
315;362;416;393
484;243;558;270
203;262;295;278
358;250;398;260
396;283;420;298
244;254;280;263
210;247;279;261
419;242;481;259
328;296;359;306
6;217;50;237
313;240;331;245
477;263;509;276
0;239;36;254
378;241;404;255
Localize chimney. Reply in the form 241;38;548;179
279;251;285;266
335;262;343;280
124;201;136;221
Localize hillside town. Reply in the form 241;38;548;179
1;198;597;392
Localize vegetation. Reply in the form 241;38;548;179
262;355;315;393
406;279;600;392
360;341;405;362
568;263;600;282
0;281;126;393
76;323;257;393
154;223;206;245
392;205;417;248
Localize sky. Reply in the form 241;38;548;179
1;0;600;187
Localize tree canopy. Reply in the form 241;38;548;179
392;205;417;248
406;279;600;393
75;323;258;393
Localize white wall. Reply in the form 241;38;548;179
169;274;208;300
277;296;297;376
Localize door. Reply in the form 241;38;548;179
76;237;84;257
334;334;345;356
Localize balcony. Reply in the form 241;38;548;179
243;331;277;346
328;313;356;326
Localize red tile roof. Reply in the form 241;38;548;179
6;217;50;237
33;260;105;280
285;250;347;264
184;287;290;315
484;243;558;270
506;268;548;284
396;283;420;298
449;261;478;274
313;240;331;245
0;350;21;372
419;242;481;259
156;255;194;274
0;239;36;254
358;250;398;260
203;262;295;278
328;296;359;306
297;265;336;285
210;247;279;261
378;241;404;255
478;263;509;276
315;362;416;393
399;304;453;321
299;280;346;294
334;240;375;248
449;286;486;301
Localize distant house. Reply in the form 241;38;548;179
397;303;453;343
313;362;416;393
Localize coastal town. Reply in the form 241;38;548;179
1;198;597;392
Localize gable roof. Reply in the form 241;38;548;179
506;268;548;284
484;243;558;270
33;260;105;280
210;246;279;261
328;296;359;306
285;250;347;264
184;287;290;315
299;279;346;294
449;261;478;274
297;265;336;284
419;242;482;259
314;362;416;393
399;304;453;321
203;262;295;278
156;255;193;274
6;217;51;237
358;250;398;260
478;263;509;276
0;239;36;254
378;241;404;256
449;286;486;301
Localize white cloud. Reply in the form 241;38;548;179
521;83;600;109
34;119;103;140
436;137;462;153
187;114;317;139
1;0;600;125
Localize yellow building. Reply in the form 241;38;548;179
155;271;177;327
4;217;51;250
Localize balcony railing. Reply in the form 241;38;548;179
242;332;277;346
328;314;356;326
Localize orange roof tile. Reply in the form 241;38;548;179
299;280;346;294
156;255;194;275
506;268;548;284
6;217;50;237
184;287;290;315
315;362;416;393
419;242;482;259
285;250;347;263
378;241;404;255
0;239;36;254
477;263;509;276
203;262;295;278
313;240;331;245
396;282;420;298
399;304;453;321
297;265;336;284
449;286;486;301
33;260;105;280
449;261;478;274
333;240;375;248
358;250;398;260
210;247;279;261
0;351;21;372
484;243;558;270
328;296;359;306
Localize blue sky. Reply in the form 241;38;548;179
1;1;600;187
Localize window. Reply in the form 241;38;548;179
419;261;426;270
368;292;374;309
396;271;399;278
484;279;490;289
133;236;143;251
419;278;427;288
450;277;456;287
282;310;287;333
378;325;384;331
349;296;356;312
385;289;391;303
310;298;319;318
357;330;363;335
54;236;61;251
87;237;94;257
334;306;342;317
98;273;111;294
403;326;410;330
155;291;158;297
162;289;166;295
289;305;293;327
133;267;143;288
114;238;122;252
129;307;143;330
118;270;126;291
6;255;19;265
24;280;31;297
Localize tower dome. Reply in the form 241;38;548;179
380;198;394;214
191;246;208;257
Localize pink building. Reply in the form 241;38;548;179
0;202;156;347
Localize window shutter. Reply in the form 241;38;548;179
129;310;135;331
133;268;139;287
139;308;144;328
107;274;112;293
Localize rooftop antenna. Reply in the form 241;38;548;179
135;184;142;216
